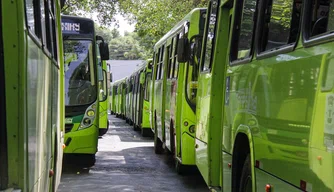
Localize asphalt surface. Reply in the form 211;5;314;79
58;115;209;192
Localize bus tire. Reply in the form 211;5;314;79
175;159;185;174
154;134;163;154
84;154;96;168
141;128;153;137
239;154;252;192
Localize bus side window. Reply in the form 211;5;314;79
44;0;57;60
172;35;179;78
258;0;301;52
25;0;42;39
154;51;159;80
159;45;165;80
230;0;258;62
201;0;219;71
167;44;173;79
306;0;334;38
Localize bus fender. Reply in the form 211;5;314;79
233;124;256;192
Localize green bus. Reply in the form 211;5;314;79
0;0;65;191
125;75;135;125
98;60;110;136
150;8;206;172
112;77;127;117
132;59;153;136
178;0;334;191
62;15;109;167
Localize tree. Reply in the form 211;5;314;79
61;0;118;26
118;0;208;54
109;32;151;60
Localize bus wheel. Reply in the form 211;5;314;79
141;128;153;137
133;123;140;131
175;159;188;175
154;134;163;154
154;114;163;154
239;154;252;192
80;154;96;168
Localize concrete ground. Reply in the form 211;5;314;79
58;115;209;192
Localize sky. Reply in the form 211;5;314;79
89;12;135;36
114;14;135;36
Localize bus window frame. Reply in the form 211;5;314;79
99;69;108;102
255;0;299;60
171;35;179;79
229;0;258;66
24;0;59;64
302;0;334;47
200;0;219;72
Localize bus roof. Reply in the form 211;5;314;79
154;8;205;49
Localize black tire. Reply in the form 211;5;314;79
239;154;252;192
141;128;153;137
99;128;108;136
154;114;163;154
133;123;140;131
175;159;187;174
83;154;96;168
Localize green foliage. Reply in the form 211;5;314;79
61;0;118;26
108;32;151;60
119;0;208;51
62;0;208;59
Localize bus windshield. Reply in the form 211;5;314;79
64;40;96;106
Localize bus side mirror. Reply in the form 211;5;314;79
110;73;113;82
177;36;189;63
99;42;110;61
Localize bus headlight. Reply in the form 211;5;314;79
82;118;92;126
87;110;95;117
79;102;96;130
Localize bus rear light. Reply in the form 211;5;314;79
265;184;272;192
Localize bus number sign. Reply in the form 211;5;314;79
62;22;80;34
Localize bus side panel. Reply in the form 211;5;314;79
195;72;212;184
164;79;172;151
26;37;53;192
154;81;164;140
142;100;151;128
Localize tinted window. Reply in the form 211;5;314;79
201;0;219;71
231;0;258;61
259;0;301;52
306;0;334;37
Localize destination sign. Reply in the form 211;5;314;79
62;22;80;34
61;16;95;36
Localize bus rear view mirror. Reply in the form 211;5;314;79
177;36;190;63
110;73;113;82
99;42;110;61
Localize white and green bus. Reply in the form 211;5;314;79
62;15;109;167
0;0;65;191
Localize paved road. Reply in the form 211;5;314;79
58;115;208;192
